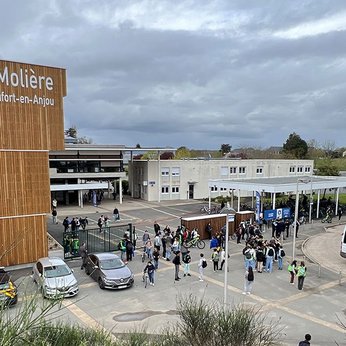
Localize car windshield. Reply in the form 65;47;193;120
44;265;71;278
99;258;124;270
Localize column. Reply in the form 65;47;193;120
335;188;340;216
272;192;276;210
119;178;123;205
316;189;320;218
237;189;240;212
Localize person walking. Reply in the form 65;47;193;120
182;250;191;277
219;248;226;271
143;260;156;286
79;242;88;270
288;260;297;284
243;266;254;295
297;261;307;290
298;333;311;345
52;208;58;224
338;207;343;221
277;246;285;270
173;251;181;281
198;253;207;281
152;247;160;269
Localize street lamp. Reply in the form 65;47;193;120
220;203;236;312
293;178;311;260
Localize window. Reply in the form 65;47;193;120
171;167;180;176
172;186;179;193
211;186;218;191
230;167;237;174
239;167;246;174
161;186;169;194
220;187;227;191
297;166;303;173
289;166;295;173
305;166;311;173
256;166;263;174
161;168;169;176
220;167;228;176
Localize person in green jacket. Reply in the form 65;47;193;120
288;260;297;284
297;261;307;290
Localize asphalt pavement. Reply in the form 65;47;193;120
7;198;346;346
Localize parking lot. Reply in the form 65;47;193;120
7;198;346;346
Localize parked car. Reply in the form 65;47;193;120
0;267;18;306
85;252;134;289
32;257;79;298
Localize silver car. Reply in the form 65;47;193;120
32;257;79;298
85;252;134;289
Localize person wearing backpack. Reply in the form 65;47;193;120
278;246;285;270
182;250;191;277
297;261;307;290
243;266;254;295
211;248;220;271
198;253;207;282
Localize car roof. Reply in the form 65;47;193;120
37;257;67;267
90;252;120;261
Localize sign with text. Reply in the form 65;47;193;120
264;208;291;221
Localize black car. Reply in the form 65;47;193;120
0;267;18;306
85;253;134;289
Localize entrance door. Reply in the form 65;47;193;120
188;184;194;199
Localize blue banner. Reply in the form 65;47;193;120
255;191;261;222
264;208;291;221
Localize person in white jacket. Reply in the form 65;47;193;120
198;253;207;281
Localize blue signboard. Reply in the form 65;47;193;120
264;208;291;221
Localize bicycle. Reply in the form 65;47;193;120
183;236;205;249
200;205;211;214
141;250;146;263
142;272;149;288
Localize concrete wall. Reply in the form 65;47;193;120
129;159;314;202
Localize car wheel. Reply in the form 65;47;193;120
85;267;90;275
98;278;105;289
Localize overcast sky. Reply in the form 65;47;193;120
1;0;346;149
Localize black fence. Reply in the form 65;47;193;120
63;223;134;260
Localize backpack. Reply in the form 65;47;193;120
267;248;274;257
202;259;207;268
280;249;286;257
245;250;252;260
247;270;254;282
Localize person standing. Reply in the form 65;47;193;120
154;221;161;236
63;217;70;232
97;215;104;233
143;260;156;286
126;239;134;262
297;261;307;290
154;233;162;253
288;260;297;285
265;244;275;273
219;248;226;271
198;253;207;282
79;242;88;270
152;247;160;269
277;246;285;270
298;333;311;345
211;248;220;271
338;207;343;221
52;208;58;224
173;251;181;281
182;250;191;277
113;207;120;221
294;220;300;238
80;216;88;231
205;222;212;240
243;266;254;295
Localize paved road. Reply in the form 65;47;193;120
8;199;346;346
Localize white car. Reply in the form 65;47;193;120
32;257;79;298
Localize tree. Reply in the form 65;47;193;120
64;126;77;138
220;144;231;155
282;132;308;159
315;158;340;176
160;152;174;160
135;143;141;148
175;146;191;159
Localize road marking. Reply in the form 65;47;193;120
131;201;180;219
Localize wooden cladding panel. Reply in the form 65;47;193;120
0;151;50;216
235;212;255;227
0;60;66;151
0;215;48;266
181;216;235;240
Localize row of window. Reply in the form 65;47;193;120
161;167;180;176
161;186;180;194
289;166;311;173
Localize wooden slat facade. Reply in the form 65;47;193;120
0;60;66;266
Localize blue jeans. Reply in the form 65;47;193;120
278;257;283;270
265;256;273;273
148;271;154;284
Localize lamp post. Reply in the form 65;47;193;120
220;204;236;312
293;178;311;260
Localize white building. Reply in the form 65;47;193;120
128;159;314;201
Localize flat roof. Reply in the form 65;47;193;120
50;182;108;191
208;175;346;193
